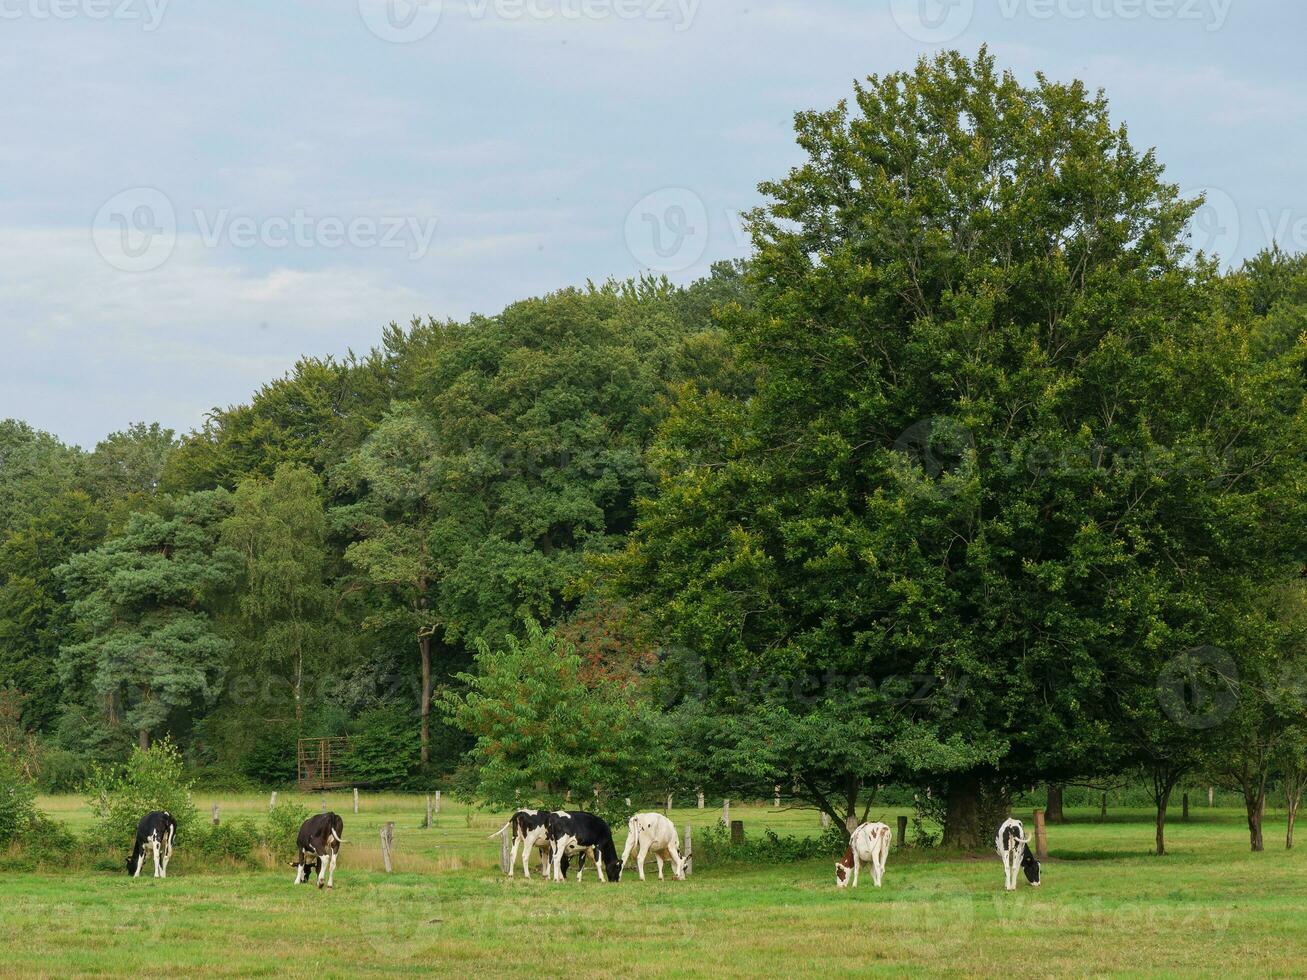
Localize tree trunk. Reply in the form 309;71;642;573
1287;786;1302;850
1046;783;1066;824
419;633;432;766
138;728;150;750
942;773;983;850
1155;791;1169;856
1246;792;1265;852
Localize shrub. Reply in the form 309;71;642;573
35;748;92;795
264;801;310;861
195;818;261;862
84;738;198;849
691;822;845;864
240;727;297;786
0;748;37;846
348;704;420;788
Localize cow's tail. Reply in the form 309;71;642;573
488;820;513;840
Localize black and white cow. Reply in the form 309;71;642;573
490;809;552;879
546;810;622;883
126;811;176;879
291;812;344;889
996;817;1041;891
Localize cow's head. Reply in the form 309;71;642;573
604;857;624;882
125;853;140;876
674;850;691;881
291;855;321;884
834;844;854;888
1020;844;1041;886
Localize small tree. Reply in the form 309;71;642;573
440;619;652;809
0;747;37;846
84;737;198;848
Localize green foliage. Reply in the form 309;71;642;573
441;619;655;807
35;748;92;795
0;747;37;846
264;801;310;862
195;817;261;862
347;704;422;788
84;738;198;848
692;822;846;864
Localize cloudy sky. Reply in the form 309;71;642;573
2;0;1303;447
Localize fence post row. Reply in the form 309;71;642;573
684;824;693;877
721;799;730;827
269;791;277;811
1032;808;1049;860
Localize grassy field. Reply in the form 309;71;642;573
2;793;1304;978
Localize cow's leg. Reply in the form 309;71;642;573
327;850;337;889
151;836;161;878
161;831;172;878
637;840;651;881
654;850;665;881
508;833;521;878
551;842;564;883
132;848;143;879
851;849;861;888
873;840;885;887
666;841;685;880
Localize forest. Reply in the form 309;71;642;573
2;51;1305;855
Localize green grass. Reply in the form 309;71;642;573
3;793;1304;978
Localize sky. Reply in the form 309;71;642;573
1;0;1303;448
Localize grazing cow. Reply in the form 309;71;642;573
996;818;1041;891
489;809;552;879
620;812;689;881
546;810;622;883
834;821;891;888
291;812;344;889
126;811;177;879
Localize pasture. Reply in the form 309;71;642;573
2;795;1305;977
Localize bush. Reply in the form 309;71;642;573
195;818;261;862
264;801;310;861
84;737;198;849
35;748;92;795
240;727;297;786
348;704;420;788
0;748;37;846
691;822;846;864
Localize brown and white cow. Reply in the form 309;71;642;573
620;812;689;881
834;821;891;888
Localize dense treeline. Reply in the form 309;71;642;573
1;51;1305;856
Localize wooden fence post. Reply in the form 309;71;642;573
666;793;673;812
730;820;744;846
1100;793;1107;820
721;799;730;827
321;798;327;815
434;790;441;813
499;826;511;875
1208;786;1214;807
896;815;908;848
1032;808;1049;860
354;788;359;815
380;822;395;873
697;790;704;809
211;803;219;826
684;825;693;877
425;795;434;829
269;791;277;811
774;785;781;808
